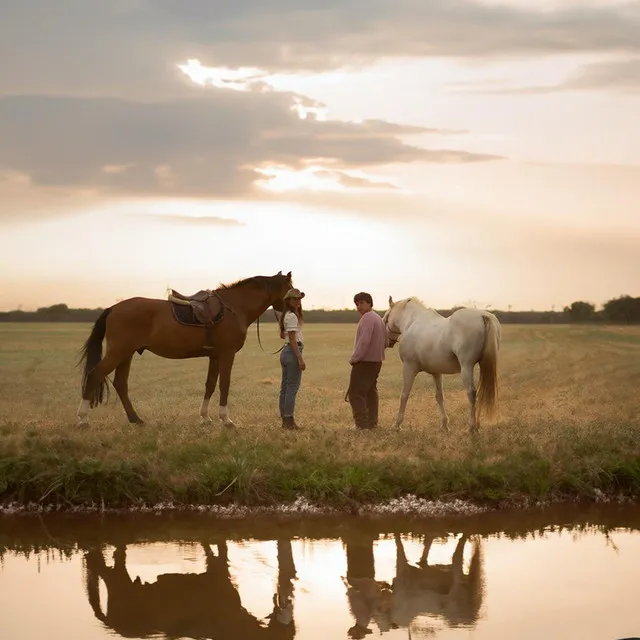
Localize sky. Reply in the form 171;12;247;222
1;0;639;312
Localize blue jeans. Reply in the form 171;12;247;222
279;343;303;418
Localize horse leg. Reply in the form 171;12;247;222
392;362;419;429
442;534;469;605
432;373;449;432
77;350;129;426
113;354;144;424
461;363;478;433
200;357;219;424
217;351;236;428
418;535;434;568
394;533;408;575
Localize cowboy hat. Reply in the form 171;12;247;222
283;288;305;300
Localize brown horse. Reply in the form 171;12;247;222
77;271;293;427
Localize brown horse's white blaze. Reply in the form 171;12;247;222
383;296;501;433
77;271;292;427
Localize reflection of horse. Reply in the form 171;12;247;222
77;271;293;427
85;541;295;640
383;296;501;432
342;533;483;638
391;533;484;631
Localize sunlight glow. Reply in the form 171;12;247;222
178;59;330;121
255;165;346;192
291;96;327;121
255;164;399;193
177;59;270;91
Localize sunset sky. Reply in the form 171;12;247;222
1;0;638;312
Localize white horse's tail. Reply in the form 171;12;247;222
476;314;500;423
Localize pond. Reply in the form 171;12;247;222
1;504;639;639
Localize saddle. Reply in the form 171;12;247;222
167;289;226;348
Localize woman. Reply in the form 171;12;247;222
278;288;306;430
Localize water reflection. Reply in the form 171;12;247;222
1;506;640;640
80;533;484;639
85;540;296;639
391;534;482;631
84;532;482;640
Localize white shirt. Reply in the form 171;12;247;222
283;311;304;344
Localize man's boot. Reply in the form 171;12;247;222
282;416;300;430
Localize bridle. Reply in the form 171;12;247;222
384;312;402;347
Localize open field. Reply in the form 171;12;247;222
1;322;639;509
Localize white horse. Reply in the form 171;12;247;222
382;296;501;433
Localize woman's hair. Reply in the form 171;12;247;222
278;297;304;338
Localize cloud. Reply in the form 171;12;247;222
0;171;107;225
562;57;640;93
324;172;399;191
1;1;639;98
0;90;502;212
137;214;245;226
446;57;640;95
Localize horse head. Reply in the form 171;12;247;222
270;271;293;313
383;295;402;348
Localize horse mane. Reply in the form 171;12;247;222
218;275;283;291
398;296;427;310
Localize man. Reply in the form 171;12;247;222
347;292;387;429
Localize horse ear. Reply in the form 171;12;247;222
286;271;291;279
389;296;394;307
277;270;282;275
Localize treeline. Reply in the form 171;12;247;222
0;304;105;323
2;295;640;324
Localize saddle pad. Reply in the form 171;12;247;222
170;301;203;327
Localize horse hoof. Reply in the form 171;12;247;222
223;421;236;429
77;419;89;428
200;415;213;424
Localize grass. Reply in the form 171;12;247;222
0;322;639;509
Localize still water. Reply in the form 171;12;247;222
1;505;639;640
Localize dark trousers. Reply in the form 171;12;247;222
348;361;382;429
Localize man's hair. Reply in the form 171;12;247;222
353;292;373;306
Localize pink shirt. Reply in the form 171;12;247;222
350;311;387;364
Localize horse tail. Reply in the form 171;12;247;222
78;308;111;407
476;314;500;423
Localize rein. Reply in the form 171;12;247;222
256;308;285;355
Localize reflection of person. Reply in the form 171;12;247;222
278;288;306;430
343;533;393;638
347;292;387;429
267;539;297;638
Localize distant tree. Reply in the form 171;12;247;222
36;303;69;313
563;301;595;322
34;303;71;321
602;295;640;324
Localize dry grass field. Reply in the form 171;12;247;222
1;322;639;507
